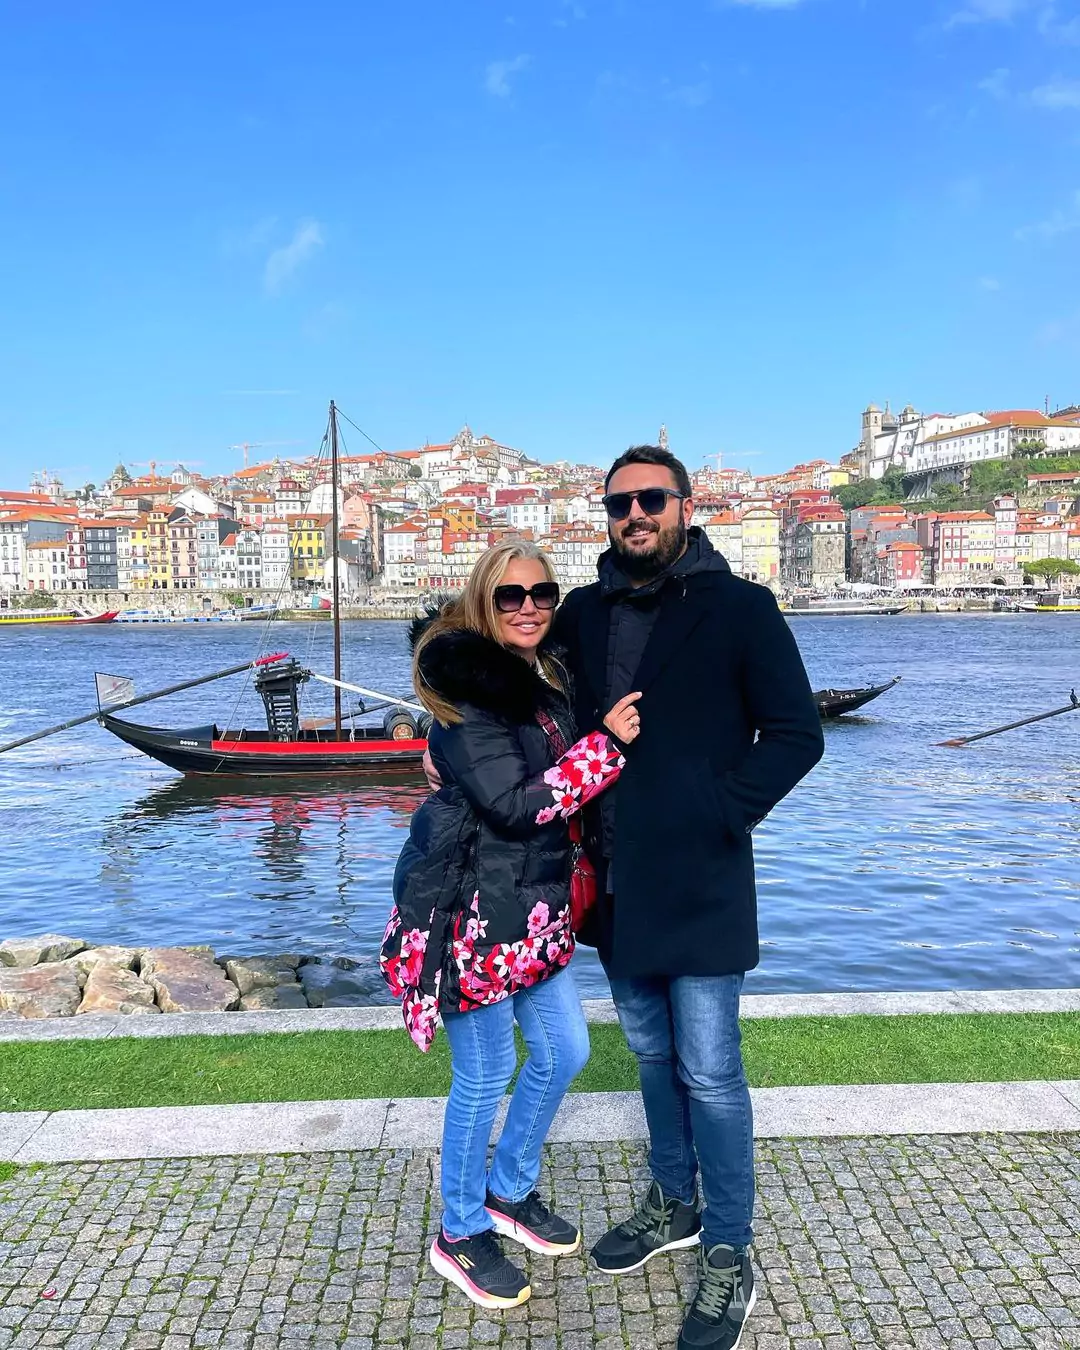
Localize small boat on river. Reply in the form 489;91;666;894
0;607;118;626
99;655;429;777
813;676;901;718
784;598;908;617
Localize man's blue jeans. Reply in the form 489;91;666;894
440;967;590;1240
607;973;754;1250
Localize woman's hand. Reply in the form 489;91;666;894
604;692;642;744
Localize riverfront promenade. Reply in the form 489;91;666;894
1;1133;1078;1350
2;991;1079;1349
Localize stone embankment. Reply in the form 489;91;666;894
0;934;390;1020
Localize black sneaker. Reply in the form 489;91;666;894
678;1243;757;1350
485;1189;581;1255
590;1179;702;1274
429;1229;531;1310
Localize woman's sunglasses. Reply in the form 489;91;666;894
493;582;561;614
602;487;685;520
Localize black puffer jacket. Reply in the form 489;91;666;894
380;621;624;1051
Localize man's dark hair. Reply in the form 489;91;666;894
605;445;693;499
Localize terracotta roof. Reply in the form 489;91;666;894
25;540;65;551
921;411;1080;445
934;512;994;522
220;533;237;547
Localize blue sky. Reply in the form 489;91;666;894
1;0;1078;485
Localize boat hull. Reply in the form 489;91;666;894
0;610;119;626
814;676;901;719
99;713;427;776
785;605;907;617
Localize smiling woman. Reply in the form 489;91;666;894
380;536;643;1310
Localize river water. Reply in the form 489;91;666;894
0;615;1077;996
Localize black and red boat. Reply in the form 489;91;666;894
98;655;429;777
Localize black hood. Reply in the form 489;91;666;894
598;525;731;600
409;607;564;725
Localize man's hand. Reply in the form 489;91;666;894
423;749;443;793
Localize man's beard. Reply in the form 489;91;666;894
610;517;687;582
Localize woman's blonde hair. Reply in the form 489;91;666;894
413;539;564;726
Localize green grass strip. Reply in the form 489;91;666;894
0;1012;1076;1115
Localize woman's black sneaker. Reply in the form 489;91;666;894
485;1189;581;1255
678;1243;757;1350
429;1229;531;1309
590;1179;702;1274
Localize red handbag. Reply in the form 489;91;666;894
568;816;597;931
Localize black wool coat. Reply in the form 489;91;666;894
551;570;825;979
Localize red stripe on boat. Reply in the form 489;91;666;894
210;738;428;753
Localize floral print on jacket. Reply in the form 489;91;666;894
381;727;624;1052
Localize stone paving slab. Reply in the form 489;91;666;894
1;987;1076;1042
0;1133;1077;1350
5;1083;1080;1165
7;1100;391;1164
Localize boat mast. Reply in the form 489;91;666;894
329;400;342;736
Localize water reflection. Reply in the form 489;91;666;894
4;615;1078;993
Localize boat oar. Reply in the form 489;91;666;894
307;672;426;716
0;653;290;756
937;689;1079;748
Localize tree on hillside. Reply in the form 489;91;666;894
1014;439;1047;458
834;466;908;511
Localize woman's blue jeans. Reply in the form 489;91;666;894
439;966;590;1240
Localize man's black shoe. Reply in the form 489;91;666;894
485;1189;581;1255
590;1179;702;1274
678;1243;757;1350
429;1229;531;1309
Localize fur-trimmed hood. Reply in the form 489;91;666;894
409;608;565;726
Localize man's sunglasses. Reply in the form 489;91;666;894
493;581;561;614
602;487;685;520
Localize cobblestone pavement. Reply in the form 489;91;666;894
1;1133;1078;1350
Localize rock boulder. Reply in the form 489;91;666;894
298;958;391;1008
77;964;160;1016
224;955;300;996
0;961;82;1018
66;945;139;978
140;947;239;1014
238;984;309;1011
0;935;87;968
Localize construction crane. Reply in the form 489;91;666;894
228;440;302;471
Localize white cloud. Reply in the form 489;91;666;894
264;220;324;294
667;81;712;108
978;276;1002;290
977;67;1011;99
1015;189;1080;240
1031;77;1080;108
1037;5;1080;43
485;54;530;97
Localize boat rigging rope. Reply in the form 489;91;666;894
222;415;333;735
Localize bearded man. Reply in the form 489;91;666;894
550;444;824;1350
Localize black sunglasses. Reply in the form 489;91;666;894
493;581;561;614
602;487;685;521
